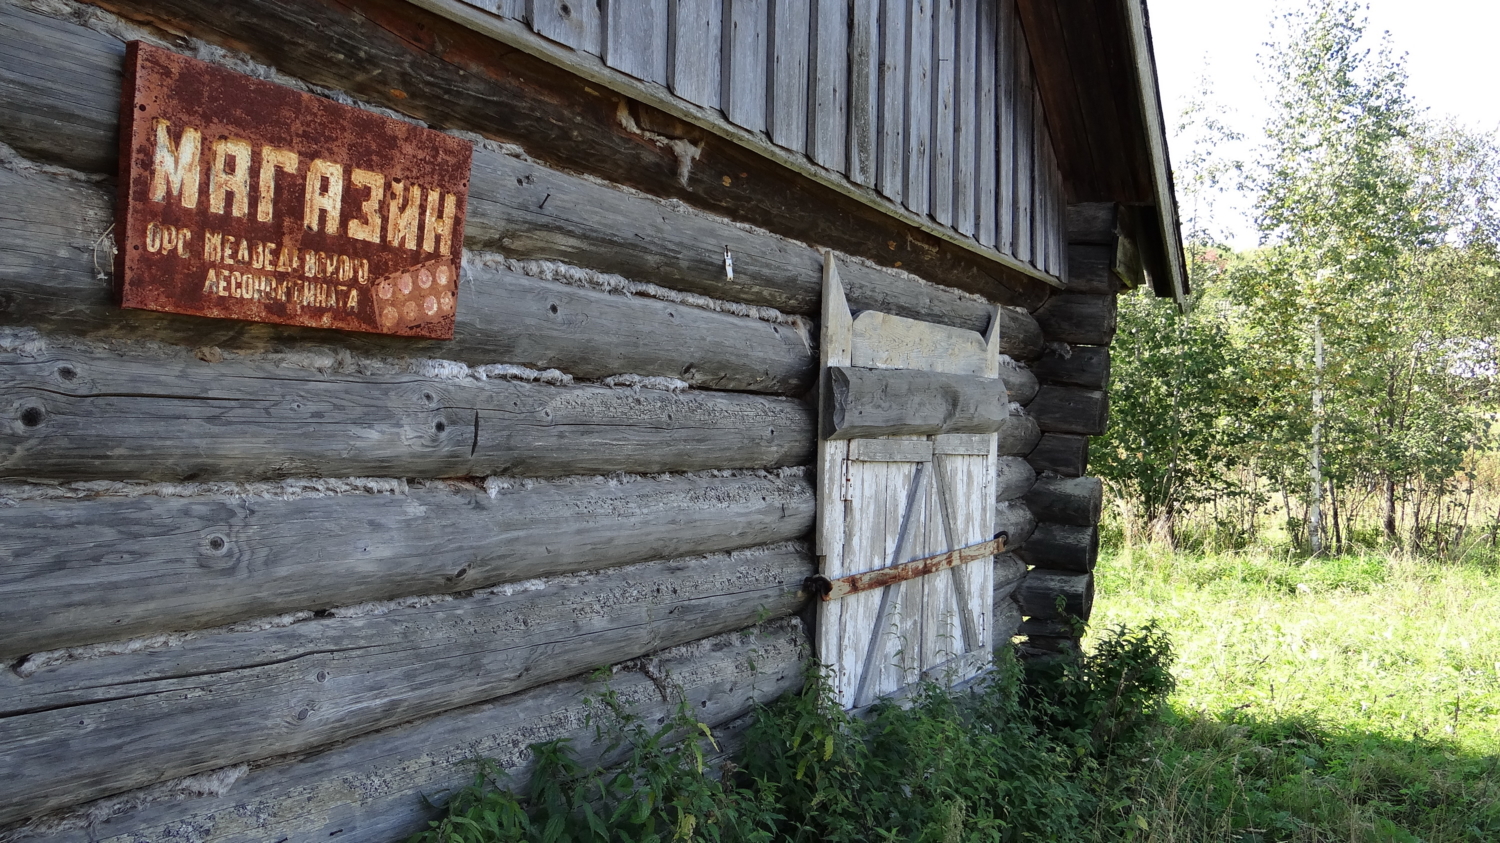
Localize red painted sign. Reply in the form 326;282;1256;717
116;42;472;338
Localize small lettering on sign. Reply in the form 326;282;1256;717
116;42;473;338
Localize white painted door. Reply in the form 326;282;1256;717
815;255;1004;709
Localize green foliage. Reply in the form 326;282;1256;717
1111;0;1500;554
1095;545;1500;841
1093;277;1250;531
409;628;1180;843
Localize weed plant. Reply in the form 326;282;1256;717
408;626;1176;843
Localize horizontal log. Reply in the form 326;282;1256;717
1034;294;1118;347
0;0;1053;312
995;456;1037;502
1015;570;1094;621
1026;433;1088;477
1065;203;1117;245
1024;475;1103;527
996;360;1040;404
0;345;813;481
1018;523;1100;573
1065;244;1122;295
994;595;1022;642
1018;635;1080;658
9;620;807;843
0;472;814;658
1031;344;1111;390
0;164;812;394
996;411;1042;457
994;552;1026;596
994;501;1036;550
0;543;814;826
1017;617;1081;639
456;155;1023;336
1028;386;1109;436
985;307;1044;361
824;366;1008;440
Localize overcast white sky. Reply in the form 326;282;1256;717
1145;0;1500;246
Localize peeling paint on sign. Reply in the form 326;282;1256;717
116;42;473;338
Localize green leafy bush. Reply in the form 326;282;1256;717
408;625;1179;843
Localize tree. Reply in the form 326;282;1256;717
1244;0;1437;552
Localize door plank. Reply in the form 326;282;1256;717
853;462;927;706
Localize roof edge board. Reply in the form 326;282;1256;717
1122;0;1190;305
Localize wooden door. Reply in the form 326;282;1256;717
815;255;1005;709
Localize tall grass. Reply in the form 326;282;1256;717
1092;542;1500;841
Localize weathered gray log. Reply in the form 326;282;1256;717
823;366;1009;440
1018;523;1100;573
995;455;1036;501
1034;294;1118;346
996;411;1042;457
0;2;1042;332
474;159;1013;335
0;543;813;826
994;595;1022;642
1028;386;1109;435
0;346;813;481
1065;243;1122;295
1065;203;1117;245
994;552;1026;598
0;472;814;658
1027;433;1088;477
995;359;1039;404
1015;570;1093;621
0;0;124;175
979;306;1045;361
5;620;806;843
1017;617;1080;638
1024;475;1103;527
994;500;1036;550
1031;344;1111;390
0;163;812;395
1018;634;1080;659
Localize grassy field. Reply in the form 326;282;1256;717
410;539;1500;843
1091;543;1500;842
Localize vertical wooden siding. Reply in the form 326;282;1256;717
468;0;1067;280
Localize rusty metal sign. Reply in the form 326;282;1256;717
805;534;1008;603
116;42;472;338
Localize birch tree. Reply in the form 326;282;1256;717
1247;0;1431;553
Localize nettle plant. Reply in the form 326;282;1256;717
409;625;1177;843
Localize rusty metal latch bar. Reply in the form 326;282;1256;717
806;532;1008;603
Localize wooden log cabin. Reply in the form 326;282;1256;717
0;0;1185;837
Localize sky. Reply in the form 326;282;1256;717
1145;0;1500;246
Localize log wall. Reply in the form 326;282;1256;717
0;0;1124;835
1005;202;1133;657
